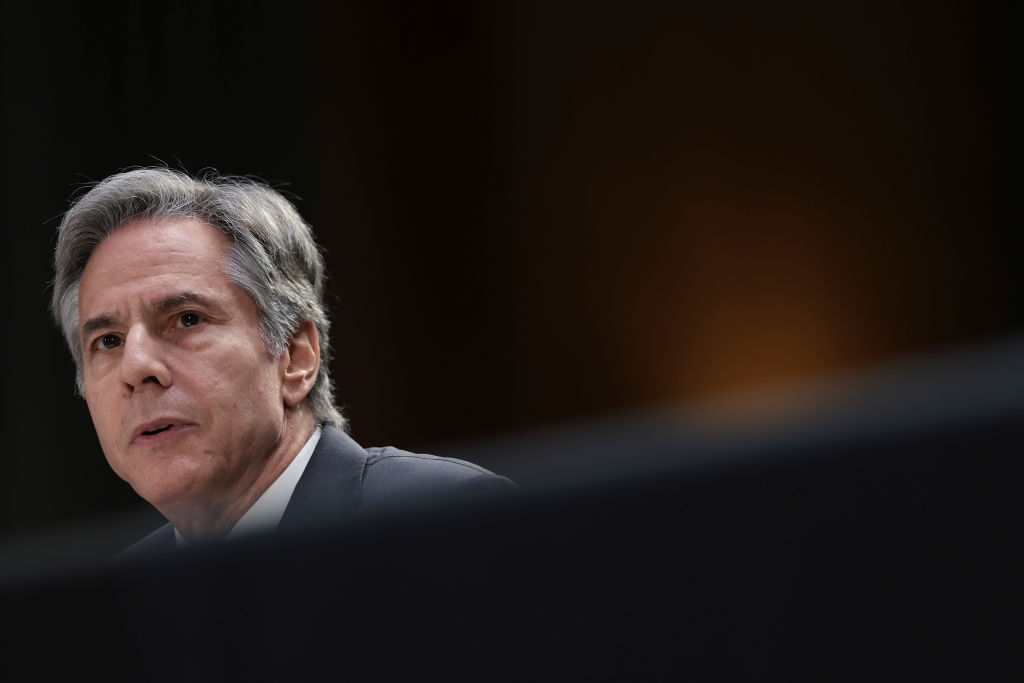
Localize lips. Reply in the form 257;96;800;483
131;419;194;445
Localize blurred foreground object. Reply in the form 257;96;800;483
2;336;1020;679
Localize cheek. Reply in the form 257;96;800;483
187;345;281;403
84;387;128;475
83;385;111;432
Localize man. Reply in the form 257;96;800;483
50;168;515;556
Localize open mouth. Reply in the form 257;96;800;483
142;424;173;436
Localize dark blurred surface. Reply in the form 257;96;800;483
2;1;1021;546
2;334;1019;679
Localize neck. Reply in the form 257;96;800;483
164;406;317;543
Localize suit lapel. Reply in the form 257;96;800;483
279;424;368;531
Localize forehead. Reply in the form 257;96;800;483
78;217;232;315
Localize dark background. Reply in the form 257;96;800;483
1;1;1020;543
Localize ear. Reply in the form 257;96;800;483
280;320;320;409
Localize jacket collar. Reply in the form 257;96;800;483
278;424;368;531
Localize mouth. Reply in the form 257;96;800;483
142;424;172;436
132;420;194;445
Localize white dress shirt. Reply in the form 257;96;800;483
174;426;322;547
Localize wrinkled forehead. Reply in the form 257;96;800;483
78;218;235;312
86;216;230;268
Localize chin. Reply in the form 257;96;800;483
130;465;210;510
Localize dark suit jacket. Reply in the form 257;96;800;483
120;425;517;558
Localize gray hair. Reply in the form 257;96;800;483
50;167;346;429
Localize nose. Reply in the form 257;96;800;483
119;323;172;391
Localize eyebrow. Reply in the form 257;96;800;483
80;291;214;340
81;314;118;339
152;290;212;314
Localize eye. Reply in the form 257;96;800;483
98;334;121;350
177;311;202;328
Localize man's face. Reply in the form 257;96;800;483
78;217;288;512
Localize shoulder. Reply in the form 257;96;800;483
364;447;501;483
292;426;517;521
359;446;518;507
